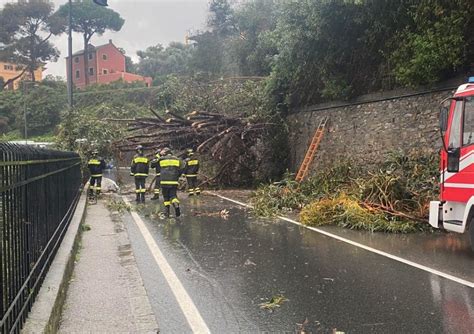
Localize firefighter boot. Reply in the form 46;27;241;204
88;188;94;198
173;203;181;217
164;205;170;218
135;193;140;203
140;192;146;203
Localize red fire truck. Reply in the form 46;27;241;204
430;77;474;251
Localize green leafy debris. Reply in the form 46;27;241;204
259;294;288;311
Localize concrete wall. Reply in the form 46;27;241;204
287;87;457;174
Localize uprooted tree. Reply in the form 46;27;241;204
111;108;281;186
105;77;288;186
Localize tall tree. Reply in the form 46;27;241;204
208;0;236;38
231;0;279;76
189;0;237;76
136;42;193;83
0;1;62;87
54;0;124;86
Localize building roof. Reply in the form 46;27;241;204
72;44;96;56
70;40;119;57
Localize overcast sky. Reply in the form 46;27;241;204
0;0;210;77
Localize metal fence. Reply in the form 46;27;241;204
0;143;81;333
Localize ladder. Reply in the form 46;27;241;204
295;117;329;182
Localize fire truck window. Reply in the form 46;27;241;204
448;100;463;148
463;97;474;146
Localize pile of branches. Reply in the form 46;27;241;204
110;108;273;184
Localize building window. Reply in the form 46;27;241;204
102;54;107;60
75;70;80;79
103;69;108;75
88;53;93;60
89;67;94;76
74;57;79;63
3;64;13;71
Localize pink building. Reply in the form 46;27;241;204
66;40;152;89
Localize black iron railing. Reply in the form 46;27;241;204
0;143;81;333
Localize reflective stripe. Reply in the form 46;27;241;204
172;198;180;204
88;159;101;165
187;160;199;166
156;173;161;176
154;189;160;194
160;159;180;167
164;201;171;206
139;189;146;193
186;174;197;178
161;181;179;185
134;173;148;177
91;174;102;177
135;189;141;193
134;157;149;163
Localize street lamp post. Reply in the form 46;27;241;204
67;0;109;110
67;0;73;110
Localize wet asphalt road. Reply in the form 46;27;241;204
120;192;474;334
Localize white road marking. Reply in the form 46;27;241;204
444;183;474;189
213;193;474;289
123;197;211;334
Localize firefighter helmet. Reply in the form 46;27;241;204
92;149;99;155
136;145;144;152
160;147;172;156
187;148;194;156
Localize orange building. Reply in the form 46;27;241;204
67;40;152;89
0;62;43;90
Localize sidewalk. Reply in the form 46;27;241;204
59;200;158;333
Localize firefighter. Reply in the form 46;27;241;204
150;149;161;200
157;147;185;218
130;145;150;203
87;149;106;198
184;148;200;196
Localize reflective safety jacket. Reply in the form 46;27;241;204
88;158;106;177
150;153;161;176
157;154;184;186
131;155;150;177
184;155;199;177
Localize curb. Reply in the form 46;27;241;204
22;191;88;334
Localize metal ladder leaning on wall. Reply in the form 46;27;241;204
295;117;329;182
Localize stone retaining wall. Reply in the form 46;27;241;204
287;88;456;174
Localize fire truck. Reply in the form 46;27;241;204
429;77;474;251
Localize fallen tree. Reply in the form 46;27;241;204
111;108;278;186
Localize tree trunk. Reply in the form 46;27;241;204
83;34;90;87
2;67;28;89
30;67;36;82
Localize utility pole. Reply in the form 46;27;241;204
67;0;73;110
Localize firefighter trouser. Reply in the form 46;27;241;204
186;176;200;195
89;176;102;194
135;176;147;201
161;186;179;207
153;177;161;196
